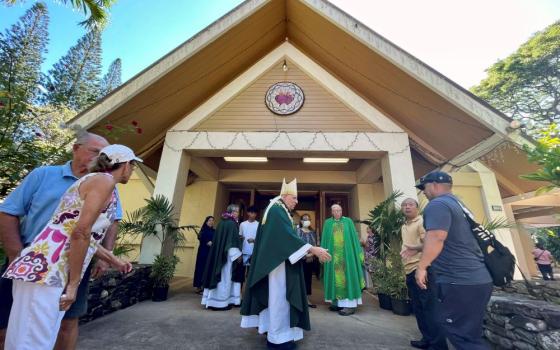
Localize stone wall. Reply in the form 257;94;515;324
499;281;560;305
484;281;560;350
80;264;153;324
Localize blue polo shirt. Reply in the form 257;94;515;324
0;162;122;245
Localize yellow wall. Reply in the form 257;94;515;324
175;180;219;277
417;172;487;222
352;183;385;240
115;173;153;261
115;176;220;277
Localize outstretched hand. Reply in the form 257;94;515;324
310;246;331;263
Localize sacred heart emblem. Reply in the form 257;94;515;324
275;92;294;106
265;82;305;116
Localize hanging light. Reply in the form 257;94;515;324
282;60;288;72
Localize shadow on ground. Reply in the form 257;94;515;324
78;278;419;349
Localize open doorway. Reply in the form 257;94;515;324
227;188;350;237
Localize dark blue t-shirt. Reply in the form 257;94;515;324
423;193;492;285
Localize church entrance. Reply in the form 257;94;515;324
226;187;350;238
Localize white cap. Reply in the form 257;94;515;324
100;144;143;165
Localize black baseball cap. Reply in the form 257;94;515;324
415;171;453;190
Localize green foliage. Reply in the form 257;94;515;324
481;216;513;233
360;191;405;263
150;254;179;288
0;4;75;197
99;58;121;97
370;258;390;294
472;21;560;132
42;30;102;112
2;0;116;31
0;3;124;198
520;124;560;193
119;195;198;257
363;191;408;300
370;251;408;300
111;223;137;258
533;227;560;261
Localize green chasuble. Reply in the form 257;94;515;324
240;202;311;331
321;216;364;302
201;218;241;290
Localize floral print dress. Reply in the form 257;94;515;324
3;173;117;288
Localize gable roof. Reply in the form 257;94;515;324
68;0;536;194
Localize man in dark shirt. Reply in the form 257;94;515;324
415;171;493;350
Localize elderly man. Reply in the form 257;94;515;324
0;132;123;350
416;171;493;350
321;204;364;316
241;179;331;349
400;198;447;350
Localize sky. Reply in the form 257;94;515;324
1;0;559;89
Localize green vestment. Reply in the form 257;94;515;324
240;202;311;331
201;218;241;290
321;216;364;302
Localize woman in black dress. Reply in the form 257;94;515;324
193;216;215;293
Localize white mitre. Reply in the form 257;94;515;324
262;178;298;224
280;178;298;196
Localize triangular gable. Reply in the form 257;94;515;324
193;58;377;132
172;42;402;133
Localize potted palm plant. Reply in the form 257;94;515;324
119;195;197;302
150;255;180;301
361;191;406;310
386;249;411;316
370;258;392;310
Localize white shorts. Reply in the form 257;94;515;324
5;280;66;350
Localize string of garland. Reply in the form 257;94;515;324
163;131;410;155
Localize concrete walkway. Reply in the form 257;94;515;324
77;278;420;350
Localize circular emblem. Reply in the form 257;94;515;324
265;82;305;115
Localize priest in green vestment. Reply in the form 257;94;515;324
201;204;243;310
241;179;331;350
321;204;365;316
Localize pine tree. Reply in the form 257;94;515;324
0;2;48;114
99;57;121;97
0;2;50;196
43;30;102;112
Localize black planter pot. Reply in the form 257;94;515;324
152;285;169;302
391;297;411;316
377;293;392;310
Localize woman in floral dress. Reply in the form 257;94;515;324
2;145;139;350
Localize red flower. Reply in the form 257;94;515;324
131;120;138;126
136;127;143;134
105;124;113;131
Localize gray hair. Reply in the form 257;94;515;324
75;131;108;146
226;204;240;213
331;204;342;210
